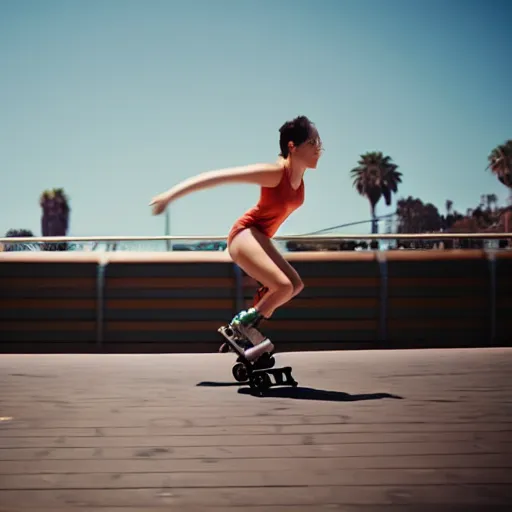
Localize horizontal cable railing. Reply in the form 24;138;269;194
0;233;511;244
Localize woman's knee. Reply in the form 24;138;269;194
268;276;295;297
267;275;303;299
293;280;304;296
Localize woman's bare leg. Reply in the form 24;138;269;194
225;228;303;358
228;227;303;319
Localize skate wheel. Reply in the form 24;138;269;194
232;362;248;382
252;372;271;391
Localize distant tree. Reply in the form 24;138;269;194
441;199;464;231
2;229;36;251
350;152;402;234
394;197;443;248
396;196;442;234
5;229;33;237
446;196;509;248
485;193;498;211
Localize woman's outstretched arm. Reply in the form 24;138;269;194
149;161;284;215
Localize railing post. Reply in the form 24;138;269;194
233;263;244;314
486;250;496;345
377;251;388;345
96;257;108;350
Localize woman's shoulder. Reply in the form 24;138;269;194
270;158;288;177
275;156;287;169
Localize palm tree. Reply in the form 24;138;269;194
350;152;402;233
487;140;512;188
39;188;70;251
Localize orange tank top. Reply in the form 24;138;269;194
227;168;305;244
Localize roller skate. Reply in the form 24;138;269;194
218;308;275;368
219;285;270;355
218;327;253;355
217;307;298;394
218;324;297;395
230;307;275;361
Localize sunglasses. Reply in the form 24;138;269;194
306;137;324;151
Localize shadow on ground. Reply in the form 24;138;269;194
197;381;245;387
197;381;403;402
239;387;403;401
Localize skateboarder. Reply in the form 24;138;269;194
150;115;323;360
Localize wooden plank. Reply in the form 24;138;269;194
105;319;378;332
389;297;485;308
2;442;510;460
1;508;507;512
0;342;98;354
106;299;233;309
1;288;97;300
302;276;380;287
243;276;381;288
496;298;512;309
388;318;486;329
2;467;512;489
3;421;511;437
0;261;98;277
1;454;510;475
496;251;512;260
1;430;511;449
0;299;95;309
0;321;95;331
0;277;96;289
105;262;233;278
266;319;378;331
106;288;237;300
102;341;378;353
106;277;234;289
1;508;510;512
105;321;221;331
0;334;96;345
0;485;510;508
247;298;379;309
269;260;381;278
388;277;486;288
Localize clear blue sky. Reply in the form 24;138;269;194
1;0;511;239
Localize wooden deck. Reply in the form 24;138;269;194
0;348;511;511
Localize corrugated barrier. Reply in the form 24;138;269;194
0;250;511;353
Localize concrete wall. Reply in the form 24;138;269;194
1;250;510;353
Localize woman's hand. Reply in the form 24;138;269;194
149;192;172;215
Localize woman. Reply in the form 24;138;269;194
150;115;323;360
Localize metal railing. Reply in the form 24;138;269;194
0;233;510;244
0;233;510;255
